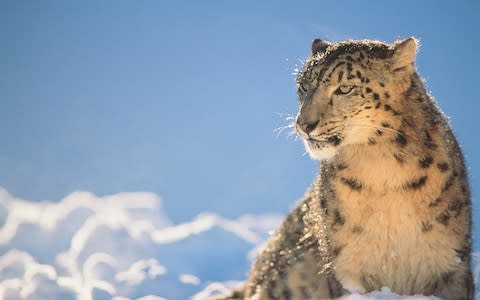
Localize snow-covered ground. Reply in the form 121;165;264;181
0;188;477;300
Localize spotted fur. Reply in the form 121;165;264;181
215;38;473;300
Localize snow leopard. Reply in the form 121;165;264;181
215;37;474;300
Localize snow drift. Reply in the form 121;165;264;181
0;187;477;299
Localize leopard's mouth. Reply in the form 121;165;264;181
326;134;343;146
307;134;343;147
300;133;344;160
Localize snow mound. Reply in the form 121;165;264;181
0;187;477;299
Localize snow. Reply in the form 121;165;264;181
179;274;201;286
0;187;477;299
341;287;440;299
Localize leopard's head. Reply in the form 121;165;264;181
295;38;418;160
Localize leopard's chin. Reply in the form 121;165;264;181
303;139;338;161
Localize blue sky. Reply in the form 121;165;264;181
1;0;479;249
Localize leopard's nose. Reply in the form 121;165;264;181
297;117;319;135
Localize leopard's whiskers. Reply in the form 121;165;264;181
274;113;297;139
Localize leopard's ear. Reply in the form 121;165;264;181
311;39;331;55
391;37;418;72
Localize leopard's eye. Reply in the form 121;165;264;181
335;85;355;95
